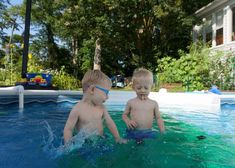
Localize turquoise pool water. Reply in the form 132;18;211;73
0;94;234;168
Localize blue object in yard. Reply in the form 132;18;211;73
111;74;125;88
209;85;221;95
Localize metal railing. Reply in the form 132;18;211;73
0;85;24;108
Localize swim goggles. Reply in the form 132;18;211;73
95;85;109;96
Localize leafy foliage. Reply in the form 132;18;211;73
3;0;228;91
24;0;213;76
208;51;234;90
157;43;234;91
51;66;81;90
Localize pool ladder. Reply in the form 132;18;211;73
17;85;24;109
0;85;25;109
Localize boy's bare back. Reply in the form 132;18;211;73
65;101;105;136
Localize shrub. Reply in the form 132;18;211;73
156;42;233;91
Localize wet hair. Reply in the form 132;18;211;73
132;68;153;86
82;69;111;92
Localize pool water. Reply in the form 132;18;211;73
0;97;235;168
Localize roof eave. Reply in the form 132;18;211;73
195;0;228;17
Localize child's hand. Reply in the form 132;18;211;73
115;137;127;144
126;120;138;129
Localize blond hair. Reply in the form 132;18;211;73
132;68;153;85
82;70;111;92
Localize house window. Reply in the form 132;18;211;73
232;6;235;41
216;10;223;45
198;27;203;41
216;28;223;45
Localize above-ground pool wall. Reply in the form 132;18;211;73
106;91;221;113
0;86;82;106
0;87;226;113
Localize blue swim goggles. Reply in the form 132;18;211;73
95;85;109;96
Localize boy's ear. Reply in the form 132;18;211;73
88;85;95;94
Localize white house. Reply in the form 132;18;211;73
193;0;235;53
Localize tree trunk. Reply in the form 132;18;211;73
72;37;79;77
93;38;101;70
45;24;59;68
72;37;78;65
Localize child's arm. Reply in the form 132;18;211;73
103;109;126;144
122;101;137;129
154;102;165;133
63;106;79;144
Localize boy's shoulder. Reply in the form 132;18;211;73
72;101;88;111
77;101;106;111
127;97;158;103
74;101;83;107
148;98;158;105
127;97;138;103
148;98;157;102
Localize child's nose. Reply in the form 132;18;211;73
141;88;145;92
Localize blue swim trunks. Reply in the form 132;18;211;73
125;129;157;142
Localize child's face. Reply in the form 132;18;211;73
92;83;111;105
133;77;152;100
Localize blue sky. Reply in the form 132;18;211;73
4;0;24;35
9;0;23;6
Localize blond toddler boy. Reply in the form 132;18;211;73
64;70;126;144
122;68;165;143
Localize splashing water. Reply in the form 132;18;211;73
42;121;99;158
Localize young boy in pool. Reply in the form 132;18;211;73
122;68;165;143
63;69;126;144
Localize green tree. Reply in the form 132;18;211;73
5;0;215;79
0;0;9;36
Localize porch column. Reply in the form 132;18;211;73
192;25;198;42
212;13;216;47
225;5;233;43
202;18;206;43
